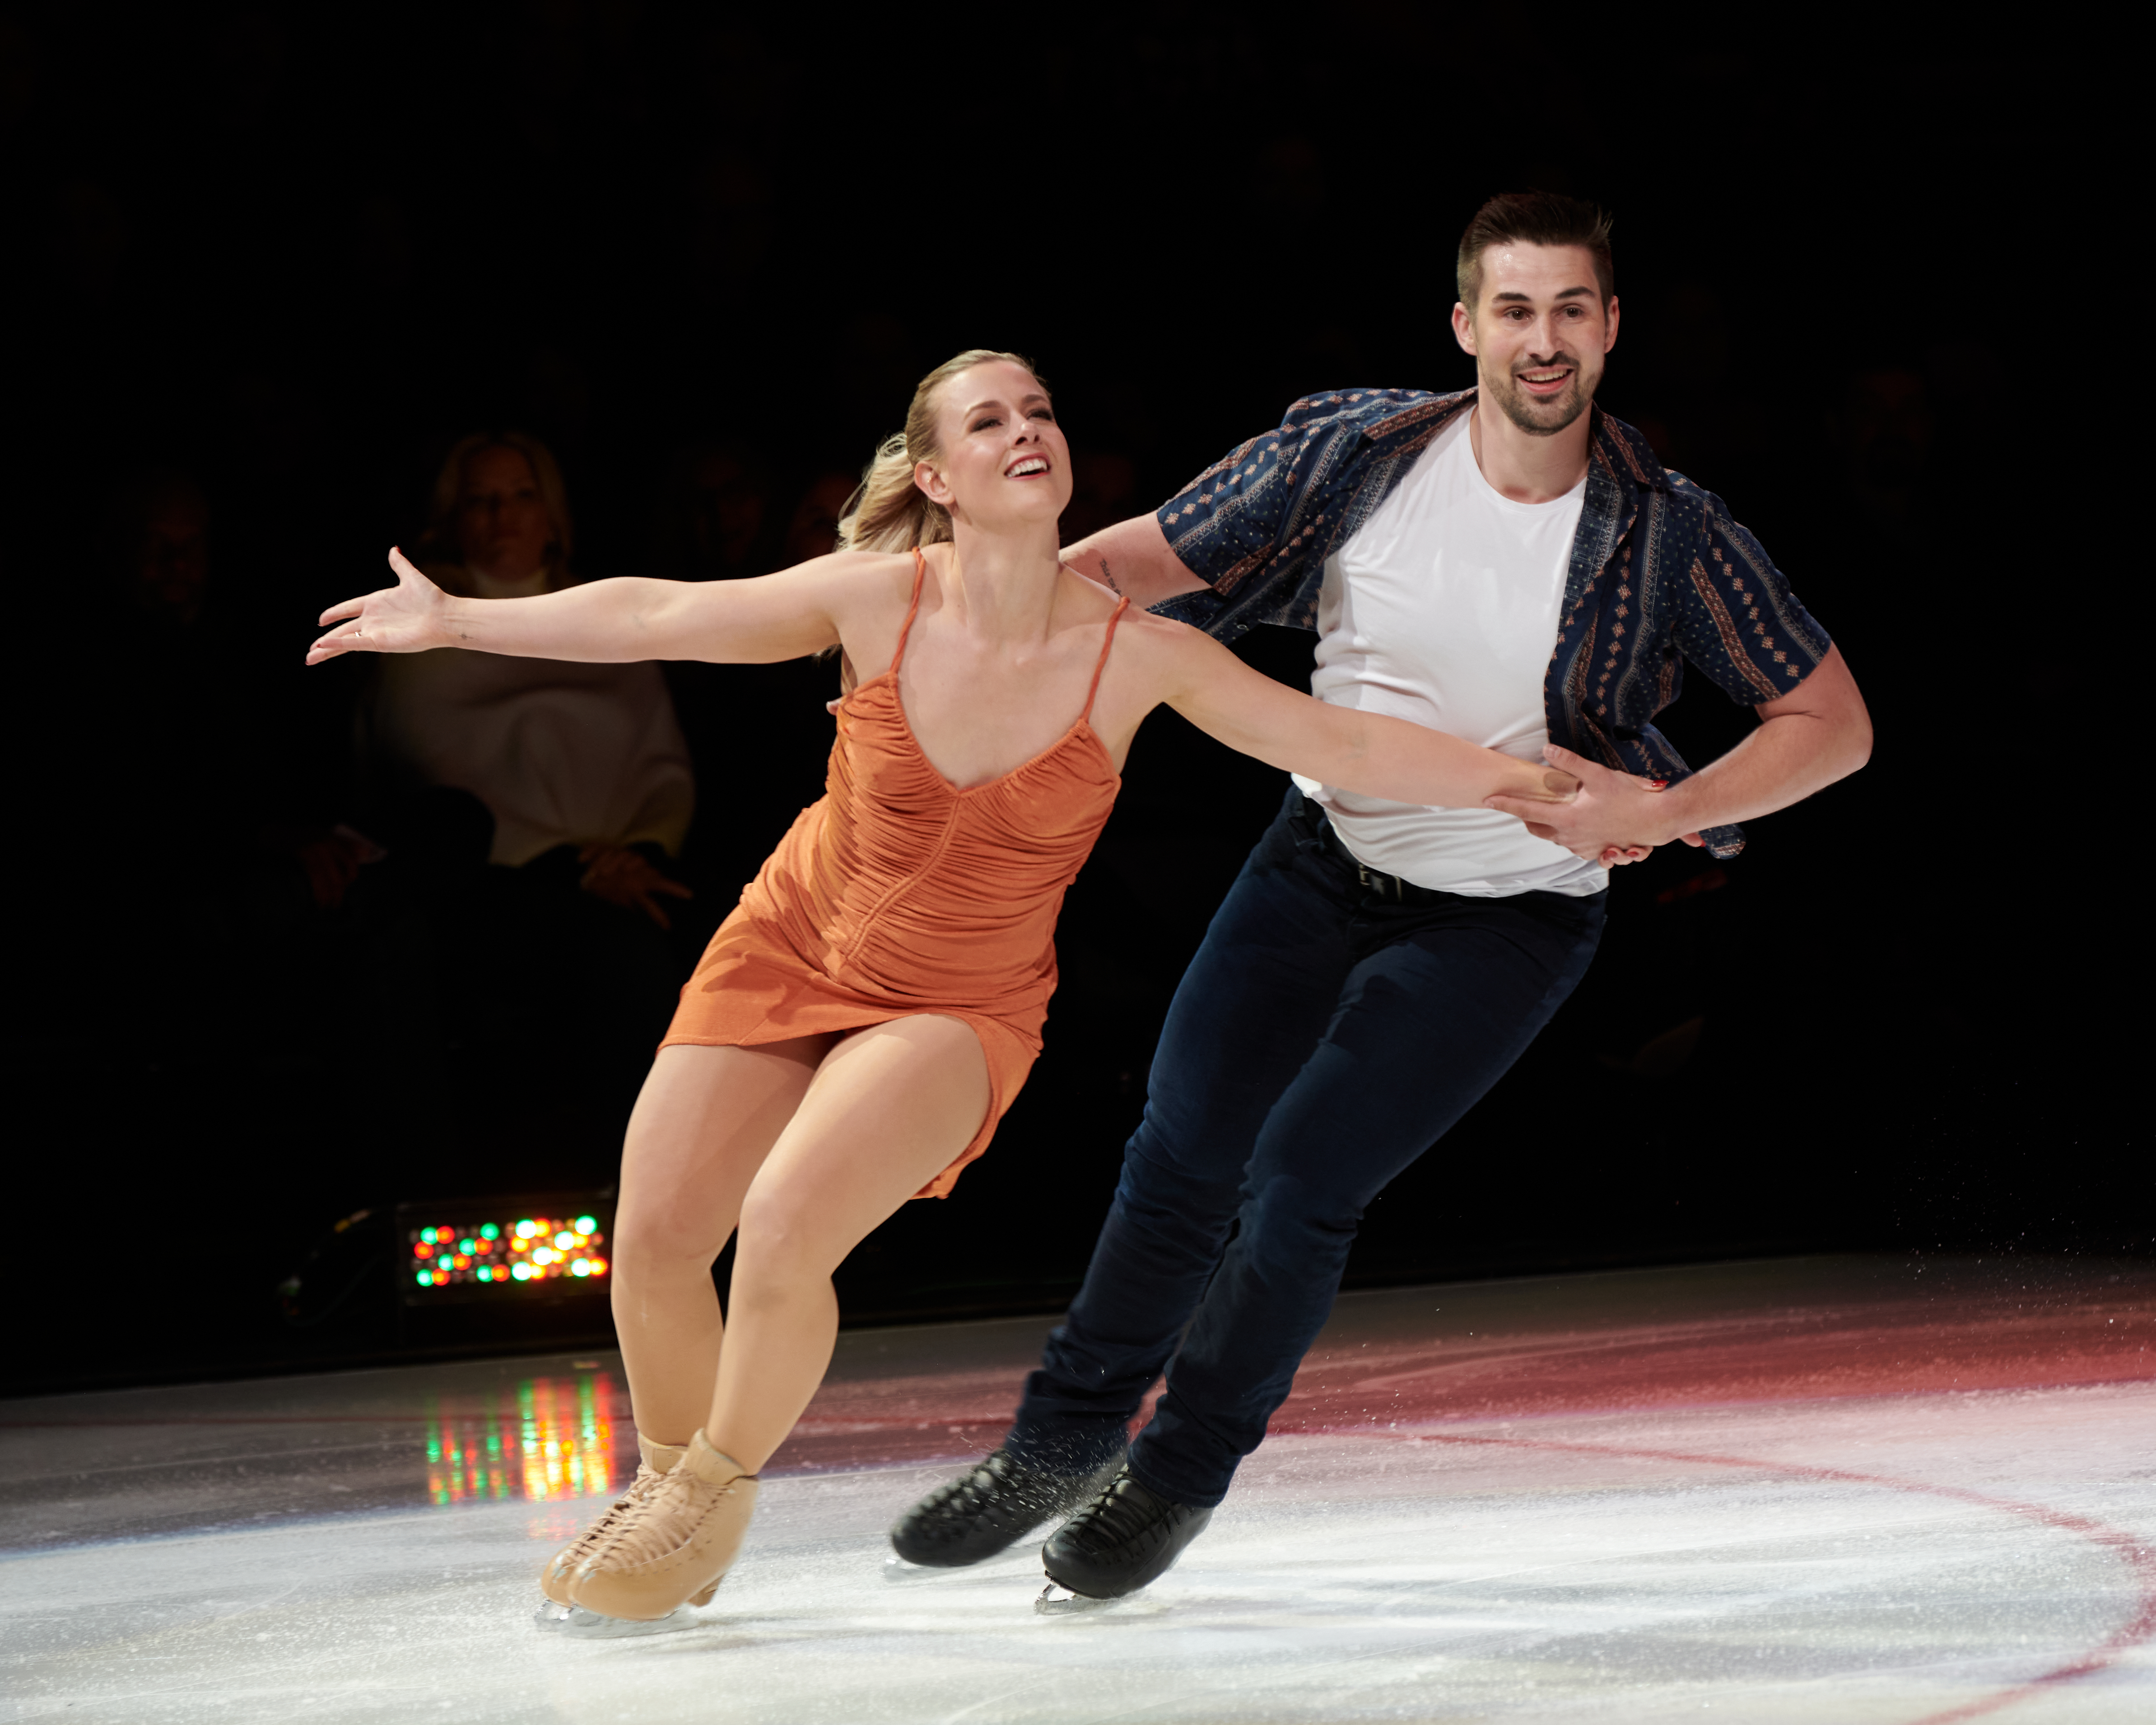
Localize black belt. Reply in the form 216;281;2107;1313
1300;796;1453;905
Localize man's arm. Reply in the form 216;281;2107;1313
1061;515;1212;610
1485;646;1872;857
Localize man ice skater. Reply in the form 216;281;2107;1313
892;191;1872;1601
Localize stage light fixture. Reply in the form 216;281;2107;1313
395;1194;613;1307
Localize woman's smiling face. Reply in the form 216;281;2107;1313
917;360;1072;532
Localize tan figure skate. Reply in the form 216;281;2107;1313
569;1430;759;1622
539;1432;686;1606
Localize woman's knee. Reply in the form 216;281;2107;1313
612;1198;732;1279
733;1184;847;1287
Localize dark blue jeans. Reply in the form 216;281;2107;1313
1007;788;1605;1507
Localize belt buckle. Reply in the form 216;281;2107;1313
1355;862;1403;903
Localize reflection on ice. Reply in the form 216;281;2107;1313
423;1374;617;1506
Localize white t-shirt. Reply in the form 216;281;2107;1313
1291;409;1607;898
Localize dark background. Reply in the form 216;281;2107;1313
2;10;2130;1392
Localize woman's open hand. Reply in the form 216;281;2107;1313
307;548;451;664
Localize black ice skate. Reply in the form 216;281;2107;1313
1037;1464;1211;1606
889;1446;1123;1569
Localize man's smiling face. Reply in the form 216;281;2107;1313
1453;242;1618;438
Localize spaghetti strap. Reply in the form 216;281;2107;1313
888;547;929;676
1078;597;1131;725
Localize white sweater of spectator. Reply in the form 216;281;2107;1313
363;562;695;868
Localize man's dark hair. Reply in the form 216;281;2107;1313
1456;191;1615;311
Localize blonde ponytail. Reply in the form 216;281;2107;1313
836;348;1043;554
836;433;941;553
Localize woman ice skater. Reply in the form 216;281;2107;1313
308;351;1580;1625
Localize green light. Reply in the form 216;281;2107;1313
480;1223;499;1240
420;1227;438;1245
570;1260;590;1277
575;1215;596;1233
417;1271;432;1286
512;1262;531;1281
459;1238;475;1253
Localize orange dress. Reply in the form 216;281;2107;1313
661;549;1130;1198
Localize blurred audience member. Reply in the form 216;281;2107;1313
78;471;361;1042
661;467;855;898
129;471;211;628
1841;366;1935;528
779;470;861;566
98;472;240;906
649;442;774;581
363;431;695;919
350;434;698;1171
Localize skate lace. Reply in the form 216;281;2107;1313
932;1450;1020;1516
572;1464;671;1564
602;1464;746;1568
1073;1472;1166;1549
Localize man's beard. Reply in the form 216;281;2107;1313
1485;356;1596;438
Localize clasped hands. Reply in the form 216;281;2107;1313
1486;743;1705;868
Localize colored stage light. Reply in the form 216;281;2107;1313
398;1194;613;1305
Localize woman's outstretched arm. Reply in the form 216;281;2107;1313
307;547;885;667
1146;622;1576;811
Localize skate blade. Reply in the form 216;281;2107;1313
883;1556;937;1584
1035;1581;1116;1616
532;1599;700;1638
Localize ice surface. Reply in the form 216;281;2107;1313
2;1254;2150;1723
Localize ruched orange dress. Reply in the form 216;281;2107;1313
660;549;1130;1198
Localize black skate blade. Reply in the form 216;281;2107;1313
532;1599;700;1638
883;1556;938;1584
1035;1580;1118;1616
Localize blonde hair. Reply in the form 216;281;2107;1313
836;349;1044;553
417;431;578;594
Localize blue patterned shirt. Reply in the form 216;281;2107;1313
1150;387;1834;859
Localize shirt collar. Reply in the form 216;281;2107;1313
1587;407;1672;494
1362;387;1667;496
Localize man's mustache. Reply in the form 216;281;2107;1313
1512;353;1581;378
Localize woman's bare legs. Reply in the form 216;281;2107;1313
610;1037;834;1445
707;1014;991;1471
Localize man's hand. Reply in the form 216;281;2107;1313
578;844;693;929
1485;744;1704;863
